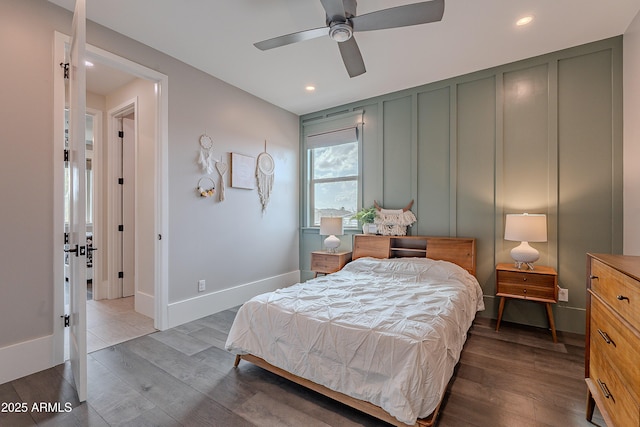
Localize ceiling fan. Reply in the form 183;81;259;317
254;0;445;78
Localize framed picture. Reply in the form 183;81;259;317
230;152;255;189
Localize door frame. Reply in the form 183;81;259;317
105;100;137;302
53;31;169;365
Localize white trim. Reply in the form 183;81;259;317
86;107;102;300
53;31;67;367
135;291;154;319
156;78;169;331
107;100;137;301
166;271;301;329
0;335;55;385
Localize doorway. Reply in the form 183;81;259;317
53;31;169;368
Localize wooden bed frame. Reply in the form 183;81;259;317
233;234;477;427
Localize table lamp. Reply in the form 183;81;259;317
504;213;547;270
320;217;343;253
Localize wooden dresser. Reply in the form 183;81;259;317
586;253;640;427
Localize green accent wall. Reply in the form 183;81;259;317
300;37;623;334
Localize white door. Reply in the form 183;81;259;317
67;0;88;402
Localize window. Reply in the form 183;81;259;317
306;126;360;227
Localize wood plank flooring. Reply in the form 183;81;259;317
86;297;156;353
1;308;606;426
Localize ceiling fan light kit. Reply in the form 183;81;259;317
254;0;445;78
329;22;353;42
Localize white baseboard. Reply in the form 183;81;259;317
0;335;55;385
135;290;154;319
167;270;300;329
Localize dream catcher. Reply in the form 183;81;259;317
256;140;275;213
373;200;417;236
197;133;215;174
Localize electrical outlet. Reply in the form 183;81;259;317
558;287;568;302
198;279;206;292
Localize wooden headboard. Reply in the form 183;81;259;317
352;234;477;277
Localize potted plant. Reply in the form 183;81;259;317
352;206;377;234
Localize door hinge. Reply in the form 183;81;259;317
60;62;69;79
118;131;124;138
118;178;124;185
64;232;69;245
64;149;69;162
118;271;124;279
61;314;70;327
118;224;124;232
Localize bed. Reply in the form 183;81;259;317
225;235;484;426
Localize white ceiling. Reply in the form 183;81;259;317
50;0;640;115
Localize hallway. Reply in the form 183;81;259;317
86;297;155;353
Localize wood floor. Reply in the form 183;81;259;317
1;308;605;427
86;297;156;353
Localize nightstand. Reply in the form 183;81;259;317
495;263;558;342
311;251;352;278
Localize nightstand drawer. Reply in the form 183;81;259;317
498;270;555;288
311;251;351;275
497;282;555;300
496;268;557;302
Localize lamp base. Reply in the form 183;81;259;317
510;241;539;270
324;235;340;253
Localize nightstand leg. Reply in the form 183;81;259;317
545;303;558;343
496;297;506;332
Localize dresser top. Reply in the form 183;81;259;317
589;253;640;282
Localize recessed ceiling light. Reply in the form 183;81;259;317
85;60;94;67
305;85;316;92
516;15;533;26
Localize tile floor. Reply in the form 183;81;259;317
86;297;156;353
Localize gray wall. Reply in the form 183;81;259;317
0;0;299;353
300;37;623;334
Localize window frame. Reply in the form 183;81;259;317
302;111;364;229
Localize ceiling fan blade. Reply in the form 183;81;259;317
254;27;330;51
338;37;366;78
320;0;346;22
351;0;444;32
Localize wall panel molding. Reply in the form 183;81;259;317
300;37;623;334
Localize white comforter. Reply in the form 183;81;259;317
225;257;485;425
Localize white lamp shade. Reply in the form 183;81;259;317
505;213;547;269
320;217;343;253
504;214;547;243
320;217;343;236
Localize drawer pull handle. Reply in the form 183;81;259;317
590;275;599;280
597;329;611;344
616;295;629;302
597;379;612;399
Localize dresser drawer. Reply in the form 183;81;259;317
591;259;640;331
589;348;640;427
496;270;556;301
590;295;640;402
